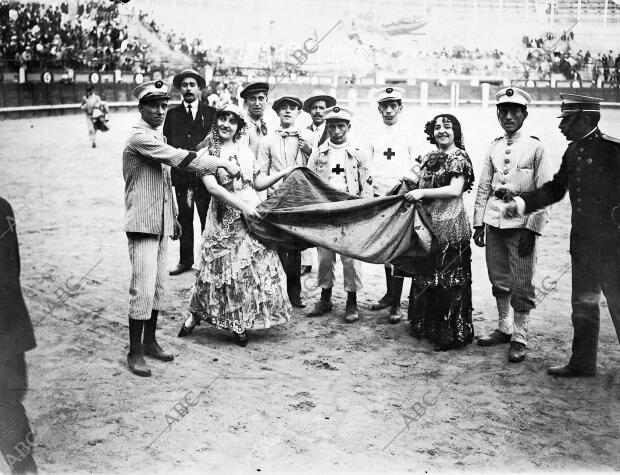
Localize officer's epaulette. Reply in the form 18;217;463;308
601;133;620;145
530;136;540;141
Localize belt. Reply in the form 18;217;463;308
492;189;521;201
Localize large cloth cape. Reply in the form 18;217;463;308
247;168;436;265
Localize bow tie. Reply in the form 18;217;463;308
278;129;299;138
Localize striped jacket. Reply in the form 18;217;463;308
122;119;227;235
473;130;552;235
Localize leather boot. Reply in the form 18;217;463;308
388;277;404;323
127;319;151;377
370;267;393;311
307;288;333;317
143;310;174;362
344;292;359;323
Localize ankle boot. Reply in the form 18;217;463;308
371;268;392;310
344;292;359;323
143;310;174;362
128;319;151;377
388;277;404;323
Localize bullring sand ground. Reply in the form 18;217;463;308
0;104;618;474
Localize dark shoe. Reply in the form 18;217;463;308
169;263;192;276
477;329;512;347
508;341;527;363
290;296;306;308
307;299;333;317
344;302;359;323
144;341;174;361
233;331;249;347
434;344;452;352
92;143;96;148
300;265;312;275
370;294;391;311
388;306;402;324
178;314;200;337
547;364;595;378
127;353;151;377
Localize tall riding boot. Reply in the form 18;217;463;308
143;309;174;362
371;267;393;310
388;277;404;323
127;319;150;377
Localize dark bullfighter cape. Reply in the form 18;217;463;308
247;168;435;264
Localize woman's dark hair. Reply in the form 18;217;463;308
212;109;246;143
424;114;465;149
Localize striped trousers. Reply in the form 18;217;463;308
127;232;168;321
485;226;536;344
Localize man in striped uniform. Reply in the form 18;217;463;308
123;80;240;377
473;87;553;363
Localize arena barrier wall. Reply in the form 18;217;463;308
1;82;619;120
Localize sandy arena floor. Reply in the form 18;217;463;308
0;105;618;474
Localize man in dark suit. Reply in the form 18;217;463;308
504;94;620;377
164;69;216;276
0;197;38;473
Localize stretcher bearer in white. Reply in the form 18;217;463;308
306;106;374;323
367;86;417;323
122;80;240;377
473;87;552;363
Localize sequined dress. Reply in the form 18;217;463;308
188;144;291;333
402;148;475;348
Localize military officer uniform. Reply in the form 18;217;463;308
474;87;553;356
514;94;620;376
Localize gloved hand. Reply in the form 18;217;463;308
517;229;537;257
473;226;485;247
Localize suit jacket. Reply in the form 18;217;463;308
163;101;216;187
123;119;228;235
522;128;620;262
0;197;36;362
307;122;328;147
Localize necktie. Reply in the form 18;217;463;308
187;104;193;122
259;118;268;136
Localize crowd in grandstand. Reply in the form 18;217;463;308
0;0;152;71
1;0;619;85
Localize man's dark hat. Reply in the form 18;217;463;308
172;69;206;90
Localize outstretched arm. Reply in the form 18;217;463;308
405;175;465;202
254;167;294;191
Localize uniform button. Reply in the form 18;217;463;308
577;156;582;161
504;158;510;164
576;177;581;182
576;207;582;212
576;168;581;172
577;198;582;202
576;187;581;192
187;134;191;138
503;170;509;175
586;158;593;164
505;149;511;154
579;147;584;152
